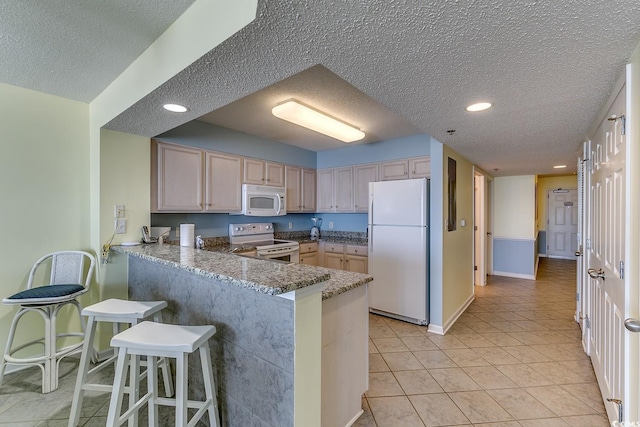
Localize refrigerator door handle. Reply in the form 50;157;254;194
369;196;374;253
369;226;373;253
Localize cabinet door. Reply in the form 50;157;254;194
156;143;203;211
353;164;378;212
345;255;368;273
334;167;354;212
265;162;285;187
243;158;265;185
317;169;335;212
300;252;318;266
285;166;301;212
409;157;431;178
205;152;242;212
380;160;409;181
301;169;317;212
324;252;344;270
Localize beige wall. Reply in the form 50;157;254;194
440;145;475;329
494;175;537;239
0;83;90;363
536;175;577;231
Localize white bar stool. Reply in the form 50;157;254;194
68;299;174;427
106;321;220;427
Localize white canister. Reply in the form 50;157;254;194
179;223;195;247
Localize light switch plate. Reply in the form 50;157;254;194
114;205;125;218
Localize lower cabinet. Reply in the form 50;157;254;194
321;242;368;272
299;242;319;266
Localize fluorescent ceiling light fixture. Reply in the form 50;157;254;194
163;103;189;113
466;102;492;112
553;165;567;169
272;99;365;143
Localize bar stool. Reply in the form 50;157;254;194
106;321;220;427
68;299;174;427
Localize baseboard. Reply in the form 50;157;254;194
493;270;536;280
427;293;475;335
345;409;365;427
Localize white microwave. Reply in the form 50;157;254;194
241;184;286;216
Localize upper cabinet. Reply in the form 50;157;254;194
152;140;242;213
353;164;378;212
154;142;204;212
204;152;243;212
317;168;353;212
285;166;317;212
243;158;285;187
381;156;430;181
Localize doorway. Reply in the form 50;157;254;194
474;170;487;286
546;188;578;259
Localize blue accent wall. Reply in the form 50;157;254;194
151;212;317;238
157;121;317;168
317;134;430;168
493;238;536;276
314;213;368;232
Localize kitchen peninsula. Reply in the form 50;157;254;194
111;243;372;427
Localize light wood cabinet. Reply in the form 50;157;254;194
409;157;431;178
381;156;430;181
154;142;204;212
243;158;285;187
317;167;354;212
321;242;368;272
152;140;242;213
344;245;368;273
380;159;410;181
353;164;378;212
300;242;319;266
204;152;243;212
286;166;316;212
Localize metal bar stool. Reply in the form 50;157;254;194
106;321;220;427
68;299;174;427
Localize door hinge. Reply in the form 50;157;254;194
474;265;478;271
606;398;623;423
586;316;590;329
586;239;591;250
474;225;478;231
620;261;625;279
576;293;580;302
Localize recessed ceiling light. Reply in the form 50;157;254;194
466;102;492;112
163;103;189;113
553;165;567;169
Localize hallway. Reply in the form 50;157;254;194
357;258;609;426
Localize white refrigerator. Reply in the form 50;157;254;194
368;178;429;325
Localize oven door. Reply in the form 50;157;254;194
256;247;300;263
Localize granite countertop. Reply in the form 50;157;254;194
112;243;372;300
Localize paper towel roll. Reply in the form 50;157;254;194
180;223;195;247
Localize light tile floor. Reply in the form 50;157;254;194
355;258;610;427
0;258;608;426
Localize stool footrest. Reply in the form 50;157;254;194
116;391;153;426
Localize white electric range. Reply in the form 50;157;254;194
228;223;300;263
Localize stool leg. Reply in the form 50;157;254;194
147;356;158;426
68;315;97;427
44;306;54;393
199;346;220;427
106;347;129;427
152;313;174;398
0;307;24;389
175;353;188;427
128;354;140;427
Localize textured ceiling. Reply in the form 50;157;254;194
5;1;640;176
0;0;195;103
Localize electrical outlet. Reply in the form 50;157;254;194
329;221;334;229
288;222;293;229
114;204;125;218
115;219;126;234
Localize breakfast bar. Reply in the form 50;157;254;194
111;244;372;427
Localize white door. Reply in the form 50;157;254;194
578;146;591;354
474;172;486;286
547;189;578;259
586;81;626;423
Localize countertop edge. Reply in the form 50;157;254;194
112;245;331;296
